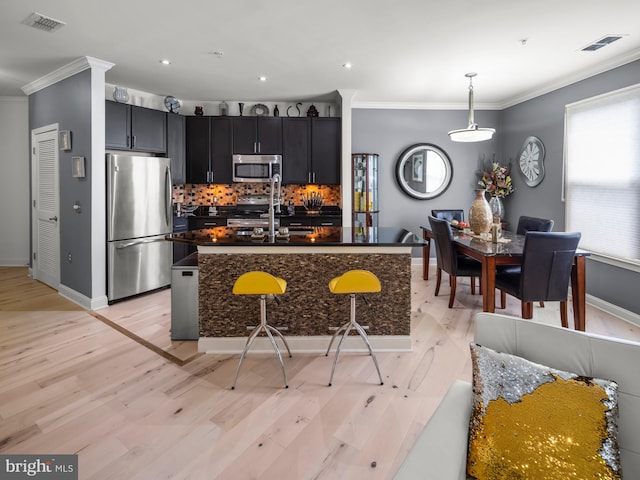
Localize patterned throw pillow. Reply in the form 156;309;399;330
467;343;621;480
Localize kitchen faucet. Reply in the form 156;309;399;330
268;173;281;239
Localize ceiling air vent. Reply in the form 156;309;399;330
581;35;623;52
21;12;66;33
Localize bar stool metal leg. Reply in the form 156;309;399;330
326;293;384;386
231;294;291;390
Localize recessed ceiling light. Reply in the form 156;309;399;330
160;59;171;65
258;76;267;82
343;62;352;69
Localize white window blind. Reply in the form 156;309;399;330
565;84;640;266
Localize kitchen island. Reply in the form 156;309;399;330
166;226;424;353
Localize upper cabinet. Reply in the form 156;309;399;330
167;113;185;185
106;101;167;153
282;117;341;185
282;118;310;184
311;118;341;185
233;117;282;154
185;116;233;184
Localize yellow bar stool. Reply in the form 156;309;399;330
325;269;384;386
231;271;292;389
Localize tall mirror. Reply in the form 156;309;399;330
395;143;453;199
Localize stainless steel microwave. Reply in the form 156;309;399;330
232;154;282;182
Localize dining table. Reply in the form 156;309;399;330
420;225;590;331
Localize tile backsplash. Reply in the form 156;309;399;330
173;183;341;207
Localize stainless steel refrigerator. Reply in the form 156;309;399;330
107;153;173;302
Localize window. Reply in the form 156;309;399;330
564;84;640;268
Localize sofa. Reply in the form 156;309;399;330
394;312;640;479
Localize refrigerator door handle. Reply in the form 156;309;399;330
165;164;172;227
115;237;167;249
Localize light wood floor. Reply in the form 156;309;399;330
2;265;640;479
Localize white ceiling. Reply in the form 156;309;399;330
1;0;640;109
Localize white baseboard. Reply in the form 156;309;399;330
198;335;412;354
587;294;640;328
58;283;108;310
0;259;30;266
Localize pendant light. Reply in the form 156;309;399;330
448;72;495;142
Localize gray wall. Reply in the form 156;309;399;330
501;59;640;315
352;59;640;316
352;108;501;257
29;70;93;297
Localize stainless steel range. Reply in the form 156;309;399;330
227;195;280;228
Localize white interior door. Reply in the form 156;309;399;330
31;125;60;289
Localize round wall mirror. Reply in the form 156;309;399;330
395;143;453;199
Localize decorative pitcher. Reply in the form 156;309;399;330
469;189;492;234
489;195;504;221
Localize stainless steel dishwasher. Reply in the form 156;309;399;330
170;252;199;340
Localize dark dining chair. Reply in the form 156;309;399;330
431;210;479;290
496;231;581;328
431;209;465;223
428;216;482;308
501;215;555;307
516;215;554;235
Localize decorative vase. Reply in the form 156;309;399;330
469;189;493;234
306;104;319;117
113;86;129;103
489;195;504;221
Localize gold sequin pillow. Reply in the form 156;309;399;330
467;343;621;480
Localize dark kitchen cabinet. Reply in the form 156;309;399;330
185;116;209;183
186;116;233;184
311;118;341;185
282;118;310;184
188;217;227;229
167;113;186;185
233;117;282;154
211;117;233;183
172;216;193;262
105;101;167;153
280;215;341;227
282;117;341;185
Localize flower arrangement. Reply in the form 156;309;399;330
478;161;514;198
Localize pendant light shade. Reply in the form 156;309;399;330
448;73;495;142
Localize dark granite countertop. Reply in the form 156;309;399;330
165;226;425;247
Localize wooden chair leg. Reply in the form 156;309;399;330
500;290;506;309
522;301;534;319
560;301;568;328
448;276;457;308
435;268;442;296
539;301;545;308
470;277;476;295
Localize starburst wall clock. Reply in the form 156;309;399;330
518;136;545;187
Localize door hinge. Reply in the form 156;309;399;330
32;147;36;155
33;200;36;208
33;252;36;260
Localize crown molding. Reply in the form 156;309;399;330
351;101;497;110
21;56;114;95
